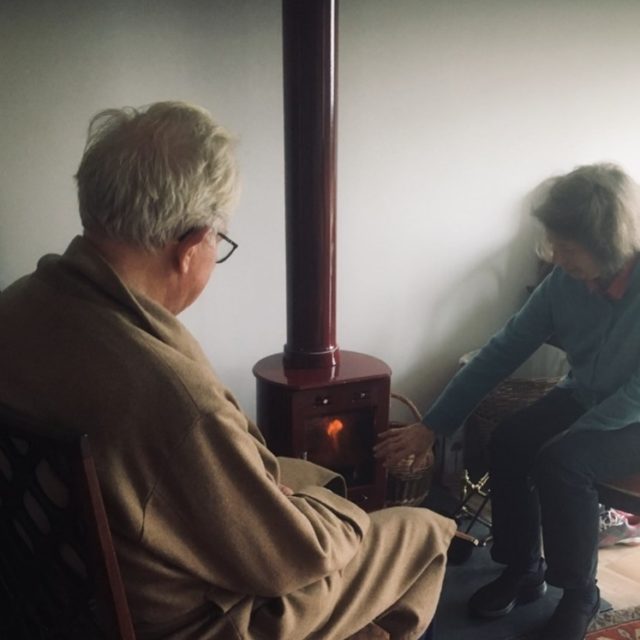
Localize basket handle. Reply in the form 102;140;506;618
390;391;422;423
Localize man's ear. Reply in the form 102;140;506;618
175;228;210;275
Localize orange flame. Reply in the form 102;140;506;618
326;419;344;449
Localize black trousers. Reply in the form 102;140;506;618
488;387;640;589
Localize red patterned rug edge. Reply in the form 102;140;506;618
585;604;640;639
509;605;640;640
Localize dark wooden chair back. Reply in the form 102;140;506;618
0;404;135;639
597;473;640;517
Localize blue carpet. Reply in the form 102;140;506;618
423;487;611;640
435;541;563;640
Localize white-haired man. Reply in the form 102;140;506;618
0;102;455;640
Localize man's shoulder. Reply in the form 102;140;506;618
0;270;36;303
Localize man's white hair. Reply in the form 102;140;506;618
75;101;237;249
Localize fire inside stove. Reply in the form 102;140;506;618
303;410;376;487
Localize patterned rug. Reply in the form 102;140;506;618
512;605;640;639
585;605;640;639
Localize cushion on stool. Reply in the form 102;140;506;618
597;473;640;516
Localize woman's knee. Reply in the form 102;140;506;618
532;440;588;490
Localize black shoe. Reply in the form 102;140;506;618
468;560;547;618
539;585;600;640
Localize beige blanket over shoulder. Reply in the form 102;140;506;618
0;237;455;640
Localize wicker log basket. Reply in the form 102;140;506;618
384;392;433;508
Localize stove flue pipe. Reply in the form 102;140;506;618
282;0;339;369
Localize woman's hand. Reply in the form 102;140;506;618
373;422;436;469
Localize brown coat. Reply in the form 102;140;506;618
0;237;454;640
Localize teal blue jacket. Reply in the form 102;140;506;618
424;259;640;436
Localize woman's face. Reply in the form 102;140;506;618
546;232;602;281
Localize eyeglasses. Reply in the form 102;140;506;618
215;232;238;264
177;228;238;264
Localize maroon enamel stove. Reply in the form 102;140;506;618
253;0;390;511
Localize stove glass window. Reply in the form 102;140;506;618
303;409;375;487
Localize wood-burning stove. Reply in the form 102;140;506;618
254;352;390;510
253;0;390;511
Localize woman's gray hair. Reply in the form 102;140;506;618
75;101;237;249
532;163;640;277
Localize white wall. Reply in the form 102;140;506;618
2;0;640;419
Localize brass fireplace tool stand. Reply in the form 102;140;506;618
447;471;493;564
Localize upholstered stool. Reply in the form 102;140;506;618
597;473;640;516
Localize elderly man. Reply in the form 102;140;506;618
0;102;455;640
375;163;640;640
